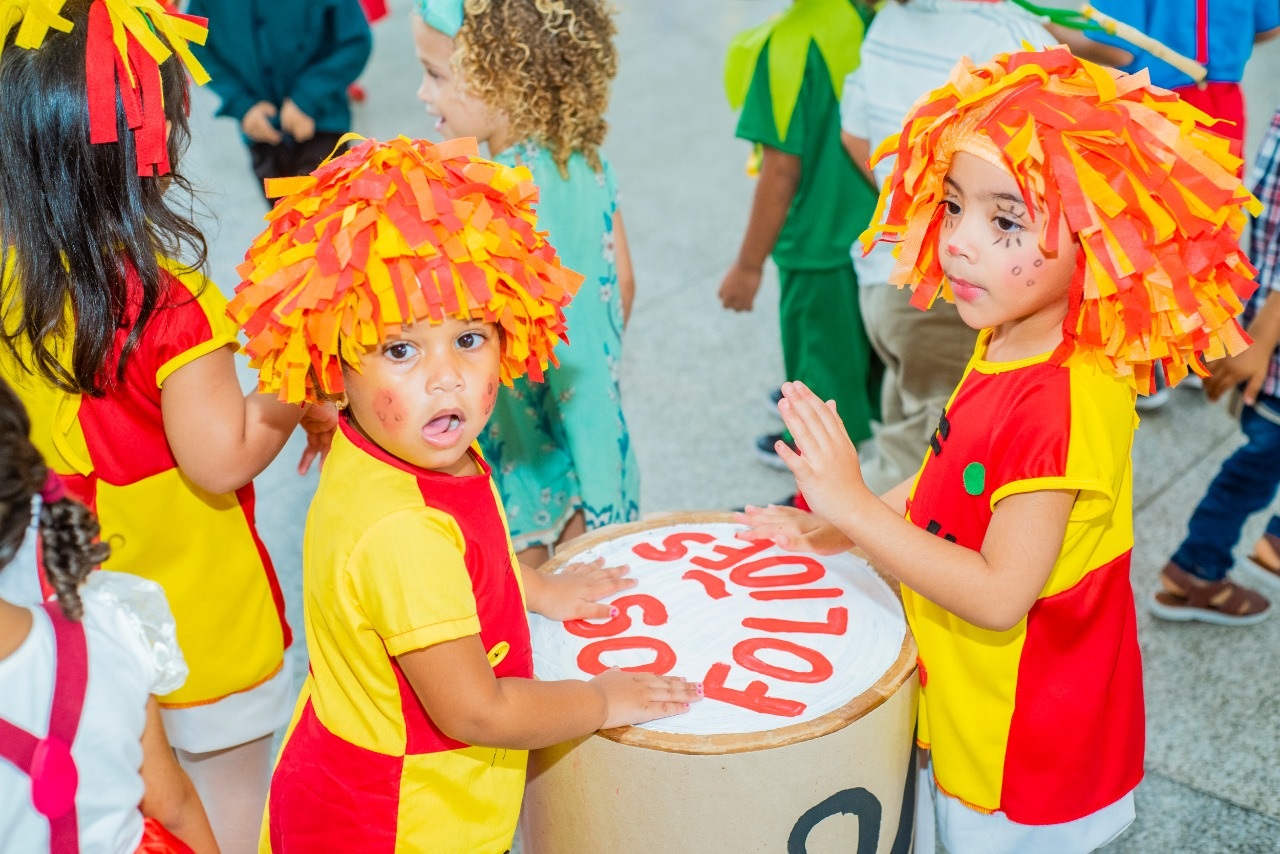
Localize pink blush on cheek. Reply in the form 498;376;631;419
372;390;407;425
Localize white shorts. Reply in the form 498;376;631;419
922;765;1136;853
161;657;295;754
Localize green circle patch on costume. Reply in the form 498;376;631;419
963;462;986;496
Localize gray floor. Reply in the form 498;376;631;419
182;1;1280;850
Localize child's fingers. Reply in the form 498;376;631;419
563;556;608;576
1244;371;1265;407
640;674;702;702
577;601;616;620
790;381;845;438
592;575;638;598
779;382;837;454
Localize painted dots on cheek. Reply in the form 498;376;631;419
484;381;497;416
374;390;406;424
1034;259;1044;267
1012;266;1022;275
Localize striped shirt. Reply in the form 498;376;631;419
1246;106;1280;398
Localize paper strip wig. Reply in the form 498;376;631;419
0;0;210;176
228;136;583;405
862;46;1260;394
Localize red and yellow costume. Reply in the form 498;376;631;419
230;136;580;851
1;262;290;722
264;422;530;852
905;331;1142;821
862;47;1259;827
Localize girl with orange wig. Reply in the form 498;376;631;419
742;45;1257;850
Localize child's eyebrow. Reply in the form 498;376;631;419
982;191;1027;209
943;176;1026;210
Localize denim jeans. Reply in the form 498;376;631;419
1172;394;1280;582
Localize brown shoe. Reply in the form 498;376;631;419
1148;561;1270;626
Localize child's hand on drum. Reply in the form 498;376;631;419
591;668;702;729
526;557;638;622
775;381;875;530
734;504;854;555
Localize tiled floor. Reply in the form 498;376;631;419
183;1;1280;849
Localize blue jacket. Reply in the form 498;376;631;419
188;0;372;135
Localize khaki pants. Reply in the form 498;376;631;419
857;284;977;494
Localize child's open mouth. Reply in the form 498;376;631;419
422;411;464;447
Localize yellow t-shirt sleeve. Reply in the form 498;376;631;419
152;265;241;388
347;509;482;657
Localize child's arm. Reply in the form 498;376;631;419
719;146;801;312
776;382;1073;631
398;635;700;748
161;344;314;494
1204;289;1280;405
840;131;877;186
522;556;637;621
1043;24;1135;68
138;698;219;854
614;209;636;326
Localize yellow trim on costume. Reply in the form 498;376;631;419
989;476;1106;512
383;615;483;659
155;335;236;388
158;660;284;710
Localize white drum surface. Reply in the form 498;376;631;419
529;522;906;736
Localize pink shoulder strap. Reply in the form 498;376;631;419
0;601;88;853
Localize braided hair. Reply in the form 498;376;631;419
0;379;108;619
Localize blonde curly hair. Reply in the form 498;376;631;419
455;0;617;178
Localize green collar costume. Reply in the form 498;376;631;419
724;0;865;141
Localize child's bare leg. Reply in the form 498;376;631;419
176;734;274;854
915;747;936;854
555;510;587;553
518;510;586;568
518;543;551;569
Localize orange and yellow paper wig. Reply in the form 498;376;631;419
228;136;582;404
862;46;1260;394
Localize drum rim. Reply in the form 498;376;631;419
535;510;919;756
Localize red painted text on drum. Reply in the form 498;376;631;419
564;533;849;717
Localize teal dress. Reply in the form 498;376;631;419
479;141;640;550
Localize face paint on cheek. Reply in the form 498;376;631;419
373;390;407;425
484;381;497;416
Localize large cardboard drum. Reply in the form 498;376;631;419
522;513;919;854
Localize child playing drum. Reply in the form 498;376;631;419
742;46;1258;851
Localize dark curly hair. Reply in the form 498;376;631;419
0;0;208;397
0;379;109;620
457;0;617;177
